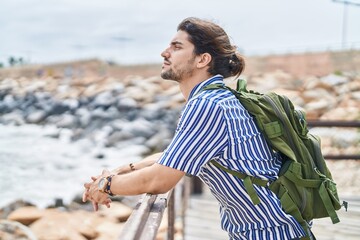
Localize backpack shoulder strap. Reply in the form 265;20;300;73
210;160;268;205
236;79;248;92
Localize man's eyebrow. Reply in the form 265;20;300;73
171;41;183;46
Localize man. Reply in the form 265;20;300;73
83;17;305;240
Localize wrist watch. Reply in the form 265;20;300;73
98;175;115;196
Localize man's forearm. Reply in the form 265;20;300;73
110;152;163;175
109;162;185;196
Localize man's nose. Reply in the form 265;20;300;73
161;48;170;58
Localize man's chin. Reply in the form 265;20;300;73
161;72;173;80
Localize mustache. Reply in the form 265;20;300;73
163;58;171;65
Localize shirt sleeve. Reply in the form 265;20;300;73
158;97;228;176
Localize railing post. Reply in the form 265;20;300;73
167;188;175;240
181;177;191;240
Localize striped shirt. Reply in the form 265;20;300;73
158;75;305;240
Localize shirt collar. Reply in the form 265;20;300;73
188;74;225;100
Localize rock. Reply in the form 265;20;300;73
320;107;359;120
302;76;333;92
105;131;128;147
127;118;157;138
269;88;304;106
306;99;329;111
98;202;133;222
75;107;91;127
331;130;359;148
0;111;25;125
63;98;79;110
351;90;360;100
3;94;18;111
49;102;70;115
91;106;119;120
145;129;172;151
0;220;37;240
7;206;45;226
30;210;87;240
320;74;349;86
94;221;124;240
92;91;116;108
336;79;360;95
116;97;138;110
70;210;109;239
300;88;333;103
55;114;78;128
25;110;47;124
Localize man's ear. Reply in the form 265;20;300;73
196;53;212;69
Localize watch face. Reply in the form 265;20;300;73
98;178;106;190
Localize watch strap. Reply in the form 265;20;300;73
102;175;115;196
99;175;114;196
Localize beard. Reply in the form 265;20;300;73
161;68;180;81
161;56;196;82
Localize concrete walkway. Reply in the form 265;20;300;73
184;189;359;240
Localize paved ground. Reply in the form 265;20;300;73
184;189;359;240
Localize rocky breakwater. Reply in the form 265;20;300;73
1;71;358;158
0;75;185;157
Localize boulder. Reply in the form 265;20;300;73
97;202;133;222
320;74;349;86
92;91;116;108
55;114;78;128
0;111;25;125
25;110;47;124
70;210;109;239
0;220;37;240
7;206;45;226
30;210;87;240
94;221;124;240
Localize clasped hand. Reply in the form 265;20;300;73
82;169;112;211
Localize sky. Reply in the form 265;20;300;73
0;0;359;65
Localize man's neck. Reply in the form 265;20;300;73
179;72;213;101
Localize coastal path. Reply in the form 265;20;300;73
184;187;360;240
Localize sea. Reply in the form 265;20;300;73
0;124;143;208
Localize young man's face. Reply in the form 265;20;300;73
160;30;197;82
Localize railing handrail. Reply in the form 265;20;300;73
307;120;360;128
118;190;174;240
307;120;360;160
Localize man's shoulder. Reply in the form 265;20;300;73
192;88;233;104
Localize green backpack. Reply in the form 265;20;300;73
202;79;348;240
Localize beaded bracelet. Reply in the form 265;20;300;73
129;163;136;171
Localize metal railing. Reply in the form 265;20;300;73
118;191;174;240
308;120;360;160
118;178;191;240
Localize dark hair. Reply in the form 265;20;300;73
177;17;245;78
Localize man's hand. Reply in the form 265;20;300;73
82;170;112;211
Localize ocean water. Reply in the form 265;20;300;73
0;124;143;208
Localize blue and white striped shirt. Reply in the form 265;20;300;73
158;75;305;240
